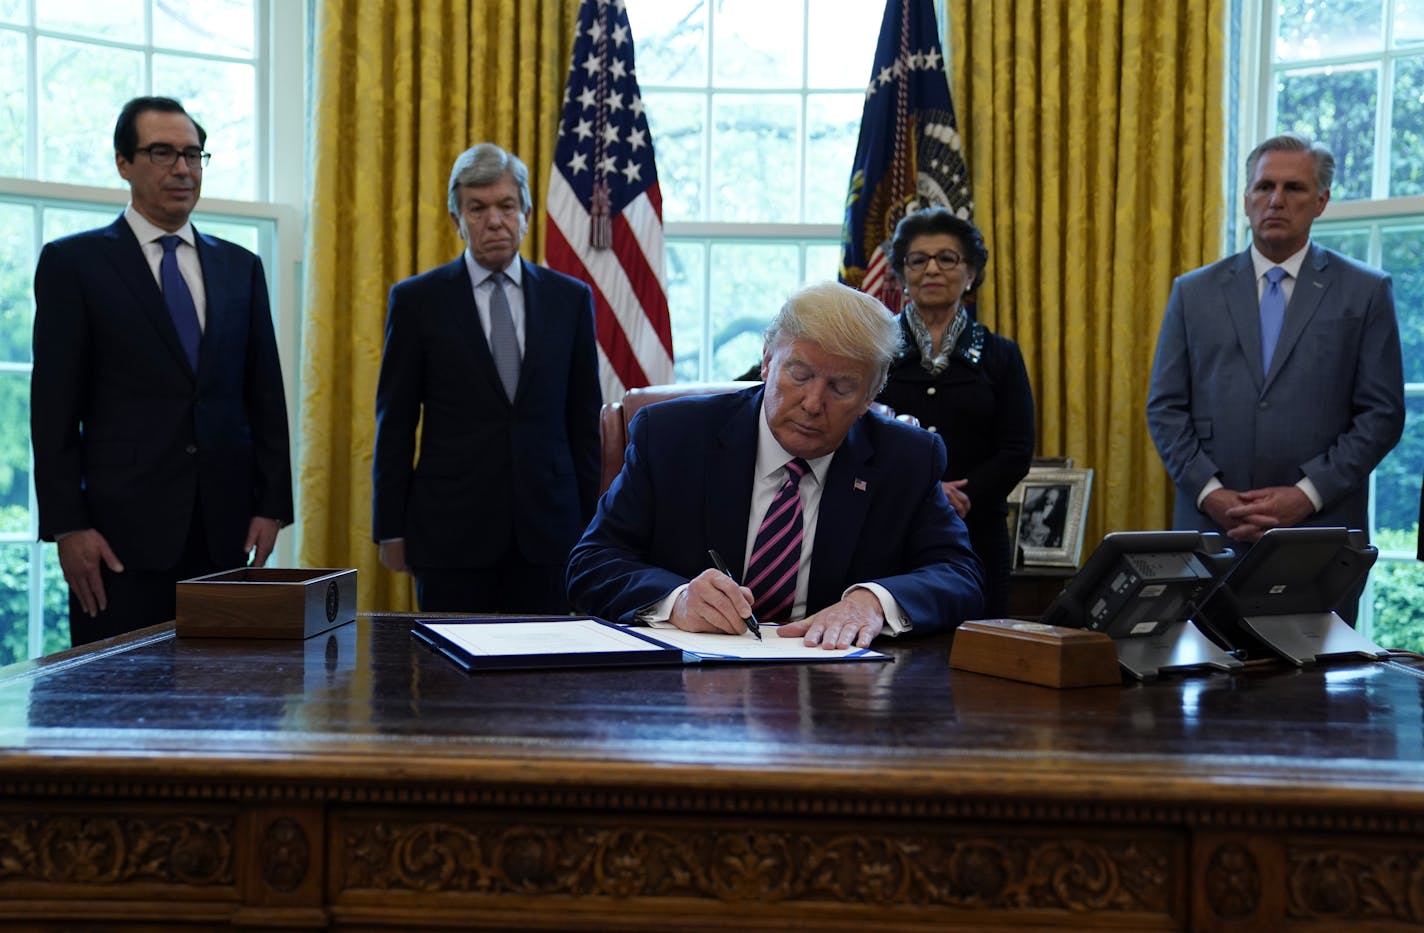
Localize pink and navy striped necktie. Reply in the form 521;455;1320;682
745;457;810;622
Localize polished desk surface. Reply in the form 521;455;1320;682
3;616;1424;931
2;614;1423;804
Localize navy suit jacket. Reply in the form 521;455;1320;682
1146;243;1404;534
31;214;293;570
372;255;601;568
566;386;985;632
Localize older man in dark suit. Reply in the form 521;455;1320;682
1147;133;1405;621
31;96;293;646
567;281;984;650
373;144;601;613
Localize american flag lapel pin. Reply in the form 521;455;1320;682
853;478;868;492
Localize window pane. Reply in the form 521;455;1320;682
1372;394;1424;537
1276;64;1377;201
42;544;68;654
626;0;706;88
805;93;860;224
804;243;840;283
0;372;28;535
153;56;257;200
43;206;120;242
711;94;799;222
807;0;882;88
645;92;704;222
155;0;255;57
0;544;31;667
0;29;23;176
1398;4;1424;48
1389;56;1424;197
666;241;705;380
0;1;25;25
37;0;143;43
1274;0;1383;62
1369;551;1424;652
38;38;143;187
0;202;35;364
709;243;799;379
192;215;262;253
712;0;802;88
1381;224;1424;384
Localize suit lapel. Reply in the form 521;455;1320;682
808;416;876;611
100;216;194;377
1264;244;1330;389
192;227;225;380
515;258;543;401
1220;249;1265;391
708;389;761;579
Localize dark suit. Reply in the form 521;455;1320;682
566;386;985;632
1147;243;1404;536
876;312;1034;617
372;255;600;611
31;214;293;643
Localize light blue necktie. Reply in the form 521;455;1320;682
1259;266;1287;374
159;235;201;370
487;273;520;399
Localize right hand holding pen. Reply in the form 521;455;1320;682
57;529;123;618
671;569;756;636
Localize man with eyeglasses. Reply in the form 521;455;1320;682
373;143;601;613
31;96;293;646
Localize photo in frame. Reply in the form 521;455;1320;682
1010;467;1093;568
1005;499;1022;571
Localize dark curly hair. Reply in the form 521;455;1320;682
889;207;989;288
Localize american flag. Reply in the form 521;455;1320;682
839;0;972;314
546;0;674;401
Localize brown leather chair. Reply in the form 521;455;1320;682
599;382;754;494
598;382;917;494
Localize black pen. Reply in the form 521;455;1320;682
707;548;762;641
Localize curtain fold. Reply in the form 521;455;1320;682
301;0;579;611
947;0;1225;548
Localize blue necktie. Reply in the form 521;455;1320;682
1259;266;1287;374
159;235;201;370
487;273;520;400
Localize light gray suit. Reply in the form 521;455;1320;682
1146;243;1404;535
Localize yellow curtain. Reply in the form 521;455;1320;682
300;0;580;611
947;0;1225;548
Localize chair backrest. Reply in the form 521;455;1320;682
597;382;919;494
599;382;755;493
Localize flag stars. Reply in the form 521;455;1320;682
601;123;620;145
577;86;598;110
610;57;628;80
573;117;593;140
922;47;943;70
567;151;589;175
607;91;625;113
630;95;645;118
598;154;618;175
581;52;602;77
587;19;604;43
612;23;628;46
627;127;647;151
877;65;893;86
620;160;642;183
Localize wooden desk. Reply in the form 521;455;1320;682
1;616;1422;931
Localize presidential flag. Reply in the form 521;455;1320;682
839;0;972;315
546;0;673;401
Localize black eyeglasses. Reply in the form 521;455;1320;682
134;144;211;169
904;250;963;272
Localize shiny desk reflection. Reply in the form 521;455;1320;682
0;615;1422;931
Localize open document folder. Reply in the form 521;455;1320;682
411;616;889;673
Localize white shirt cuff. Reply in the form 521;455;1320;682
1195;476;1223;509
1296;477;1323;513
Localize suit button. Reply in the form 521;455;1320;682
1257;401;1267;410
926;387;937;396
185;444;198;454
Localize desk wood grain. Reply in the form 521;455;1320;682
0;615;1422;931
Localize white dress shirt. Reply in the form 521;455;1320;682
463;251;526;355
124;204;207;330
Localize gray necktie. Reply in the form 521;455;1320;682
1260;266;1287;373
487;273;520;399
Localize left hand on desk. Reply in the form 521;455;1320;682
778;588;884;649
1223;485;1314;543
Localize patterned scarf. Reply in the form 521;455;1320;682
905;303;968;376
